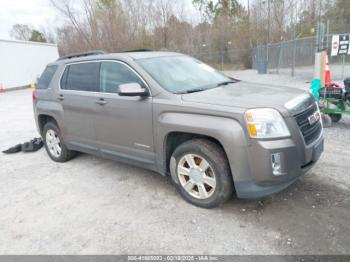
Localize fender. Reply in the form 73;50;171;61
35;99;64;134
155;112;252;183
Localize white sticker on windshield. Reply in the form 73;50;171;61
199;63;215;72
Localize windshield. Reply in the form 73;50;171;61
136;55;232;93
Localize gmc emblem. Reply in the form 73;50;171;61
308;111;320;126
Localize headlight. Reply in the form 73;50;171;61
245;108;290;138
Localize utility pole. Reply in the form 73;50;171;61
257;0;262;66
247;0;250;20
267;0;270;45
247;0;252;49
326;19;330;50
267;0;271;65
318;0;323;25
291;0;296;77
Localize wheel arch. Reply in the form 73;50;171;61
156;112;249;182
37;114;59;135
164;132;228;175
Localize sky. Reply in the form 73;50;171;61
0;0;198;40
0;0;201;40
0;0;60;39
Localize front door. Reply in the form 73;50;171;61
94;61;155;165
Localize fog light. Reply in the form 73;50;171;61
271;153;284;176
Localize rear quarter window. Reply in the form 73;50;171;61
37;65;58;89
60;67;69;90
62;62;100;92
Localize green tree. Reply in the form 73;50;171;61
96;0;118;10
327;0;350;33
192;0;243;21
10;24;47;42
29;30;47;42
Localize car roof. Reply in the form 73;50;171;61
122;51;180;60
50;51;182;66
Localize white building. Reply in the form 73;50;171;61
0;39;59;89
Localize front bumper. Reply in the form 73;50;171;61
233;132;324;199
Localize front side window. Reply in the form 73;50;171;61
99;61;144;94
63;62;100;92
37;65;58;89
136;55;231;93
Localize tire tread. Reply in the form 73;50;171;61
170;138;234;208
43;121;76;162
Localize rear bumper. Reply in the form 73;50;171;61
233;133;324;199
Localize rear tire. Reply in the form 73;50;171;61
170;139;234;208
329;113;342;123
43;121;76;162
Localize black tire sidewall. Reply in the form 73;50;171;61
329;114;342;123
170;139;234;208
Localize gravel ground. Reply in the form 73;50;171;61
0;86;350;255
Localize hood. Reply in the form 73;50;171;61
181;81;313;116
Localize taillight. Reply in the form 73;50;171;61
32;89;37;102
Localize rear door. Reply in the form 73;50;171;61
94;61;155;165
59;61;100;154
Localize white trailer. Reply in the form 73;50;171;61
0;39;59;90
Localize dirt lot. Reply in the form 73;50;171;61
0;88;350;255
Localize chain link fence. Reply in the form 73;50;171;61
192;34;350;81
252;34;350;79
192;49;252;71
253;37;316;72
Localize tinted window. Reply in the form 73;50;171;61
64;62;100;92
37;65;58;89
100;62;144;93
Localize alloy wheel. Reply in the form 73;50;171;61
45;129;62;158
177;154;216;199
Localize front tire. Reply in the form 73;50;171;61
170;139;234;208
43;122;76;162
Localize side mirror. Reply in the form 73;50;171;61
118;83;148;97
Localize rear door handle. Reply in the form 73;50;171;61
57;94;64;101
96;98;107;105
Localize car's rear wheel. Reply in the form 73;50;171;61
43;122;76;162
170;139;234;208
329;113;342;123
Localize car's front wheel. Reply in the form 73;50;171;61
43;121;76;162
170;139;234;208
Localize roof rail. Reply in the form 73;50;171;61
57;50;107;61
123;49;153;52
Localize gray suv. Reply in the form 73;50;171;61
33;51;324;208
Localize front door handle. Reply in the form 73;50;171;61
96;98;107;105
57;94;64;101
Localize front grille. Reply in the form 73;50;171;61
294;103;322;145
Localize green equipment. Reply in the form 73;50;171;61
316;79;350;123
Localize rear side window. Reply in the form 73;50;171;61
37;65;58;89
62;62;100;92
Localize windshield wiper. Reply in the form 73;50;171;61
216;80;238;87
184;88;207;94
177;79;239;94
174;88;206;94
